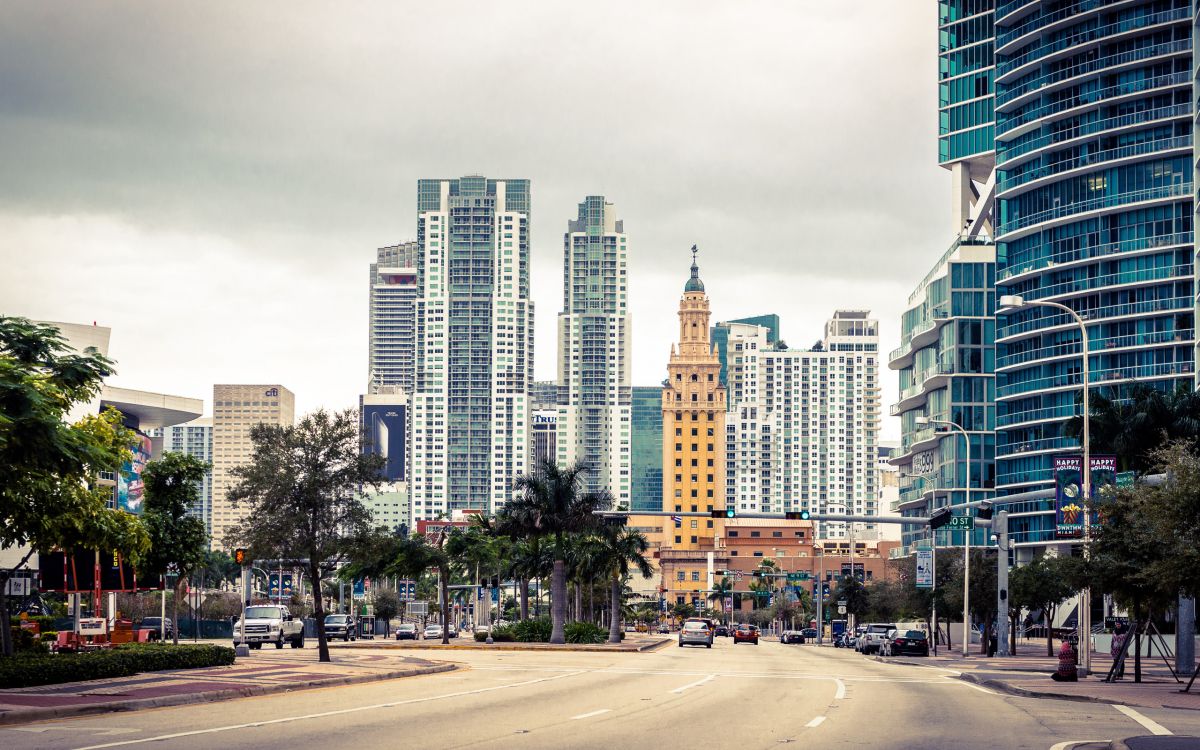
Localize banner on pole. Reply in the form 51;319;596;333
915;549;934;589
1054;455;1084;538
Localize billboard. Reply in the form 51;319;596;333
362;404;406;481
116;432;152;513
915;549;934;589
268;573;295;599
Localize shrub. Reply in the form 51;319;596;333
564;621;606;644
0;643;236;688
510;617;552;643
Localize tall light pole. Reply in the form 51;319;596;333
1000;293;1092;674
917;414;971;657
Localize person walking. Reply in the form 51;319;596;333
1110;623;1127;679
1052;639;1078;682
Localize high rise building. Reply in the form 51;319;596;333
148;417;214;535
630;386;663;512
992;0;1195;546
712;315;780;387
889;240;996;553
210;384;295;549
661;250;727;553
724;311;881;539
556;196;631;504
409;176;533;521
368;242;420;394
530;410;558;472
529;380;559;411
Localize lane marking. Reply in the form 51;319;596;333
805;716;827;728
69;670;588;750
669;674;717;694
570;709;612;720
1049;742;1110;750
833;678;846;700
1114;704;1172;736
957;681;997;695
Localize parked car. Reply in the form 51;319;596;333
139;617;173;641
851;625;868;652
679;620;713;648
881;629;930;657
780;629;805;644
324;614;357;642
446;623;459;638
859;623;897;655
395;623;419;640
834;632;851;648
801;628;818;640
733;623;759;645
423;623;444;640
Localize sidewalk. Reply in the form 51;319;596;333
885;641;1200;710
0;649;454;726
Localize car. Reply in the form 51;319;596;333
324;614;357;642
834;632;851;648
139;617;174;641
851;625;868;652
683;617;715;633
801;628;818;640
658;624;672;634
234;605;305;649
733;623;759;645
423;623;444;640
678;620;713;648
447;623;459;638
780;629;805;644
395;623;419;641
714;625;729;637
859;623;897;655
882;629;930;657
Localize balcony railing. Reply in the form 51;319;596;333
997;230;1192;282
996;7;1189;75
996;295;1194;340
996;40;1191;108
996;360;1195;398
997;135;1193;194
997;435;1081;458
1015;263;1193;304
997;104;1191;166
996;182;1193;236
997;72;1190;138
995;403;1079;428
996;328;1194;369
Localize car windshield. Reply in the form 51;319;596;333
399;624;415;630
325;615;348;623
868;625;894;633
904;630;927;639
142;618;161;625
244;607;284;619
683;623;706;631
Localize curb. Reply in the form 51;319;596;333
332;638;673;653
956;671;1113;704
0;662;457;727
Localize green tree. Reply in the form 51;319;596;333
224;408;385;662
1065;383;1200;474
0;317;150;656
708;577;734;626
373;590;399;636
590;526;653;643
1009;554;1087;657
832;575;869;621
386;534;452;644
670;601;696;621
507;461;610;644
141;452;210;645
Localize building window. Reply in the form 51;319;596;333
753;551;764;557
729;531;739;537
691;571;700;581
690;536;698;544
750;531;760;538
675;536;682;544
678;571;685;581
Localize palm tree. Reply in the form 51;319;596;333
508;461;610;644
385;534;452;644
1065;383;1200;473
708;577;734;626
587;526;654;643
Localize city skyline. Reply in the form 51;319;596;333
0;3;941;440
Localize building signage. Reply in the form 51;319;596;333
915;549;934;589
78;617;107;635
265;388;279;397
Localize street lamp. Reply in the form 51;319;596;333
999;293;1093;674
917;414;972;657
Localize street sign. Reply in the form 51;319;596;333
837;606;847;615
946;515;974;530
734;571;743;581
407;601;428;616
786;572;810;583
915;549;933;589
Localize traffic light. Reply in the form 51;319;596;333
711;508;735;519
785;510;811;520
234;548;248;566
929;508;952;531
977;502;993;521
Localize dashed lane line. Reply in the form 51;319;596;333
570;709;612;720
805;716;827;728
669;674;717;694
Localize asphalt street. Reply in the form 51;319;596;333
5;638;1200;749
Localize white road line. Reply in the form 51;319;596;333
1049;741;1110;750
1114;704;1173;736
957;680;997;695
834;678;846;699
669;673;717;694
69;671;588;750
805;716;827;728
570;709;612;720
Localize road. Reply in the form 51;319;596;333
6;637;1200;749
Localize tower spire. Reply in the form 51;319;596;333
685;244;705;293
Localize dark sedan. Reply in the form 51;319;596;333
884;629;930;656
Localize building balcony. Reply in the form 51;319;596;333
997;135;1193;196
996;435;1080;459
996;360;1195;400
996;72;1190;140
997;104;1190;169
996;295;1194;343
997;230;1191;283
1012;263;1194;305
995;0;1042;26
996;181;1194;240
996;328;1194;371
996;5;1189;70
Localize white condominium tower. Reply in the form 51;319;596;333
409;176;533;521
556;196;631;504
725;310;881;539
149;418;213;535
368;241;419;395
210;384;295;549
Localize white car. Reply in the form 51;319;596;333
860;623;897;655
423;623;444;639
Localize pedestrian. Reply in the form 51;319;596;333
1110;623;1127;679
1051;639;1078;682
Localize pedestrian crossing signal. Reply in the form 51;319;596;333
234;549;248;566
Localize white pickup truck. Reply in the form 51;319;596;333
233;604;306;649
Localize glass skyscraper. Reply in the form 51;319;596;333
992;0;1195;544
409;176;534;520
368;242;419;394
630;386;663;512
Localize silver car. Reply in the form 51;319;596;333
679;620;713;648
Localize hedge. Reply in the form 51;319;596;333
564;622;606;644
0;643;236;688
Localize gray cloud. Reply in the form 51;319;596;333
1;2;949;438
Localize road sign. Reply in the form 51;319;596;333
837;606;847;615
407;601;428;616
786;572;810;583
734;571;743;581
946;515;974;530
915;549;933;589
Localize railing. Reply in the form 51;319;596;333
1015;263;1193;303
996;0;1041;23
997;72;1190;137
996;296;1194;340
995;403;1079;428
996;182;1193;236
995;468;1055;487
997;231;1192;282
996;40;1191;108
996;328;1194;369
997;435;1081;458
996;7;1189;74
997;136;1192;193
996;360;1195;398
997;104;1191;166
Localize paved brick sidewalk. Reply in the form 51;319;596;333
0;648;454;725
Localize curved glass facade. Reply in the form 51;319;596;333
940;1;997;165
993;0;1196;545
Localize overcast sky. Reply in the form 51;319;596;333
1;3;949;441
